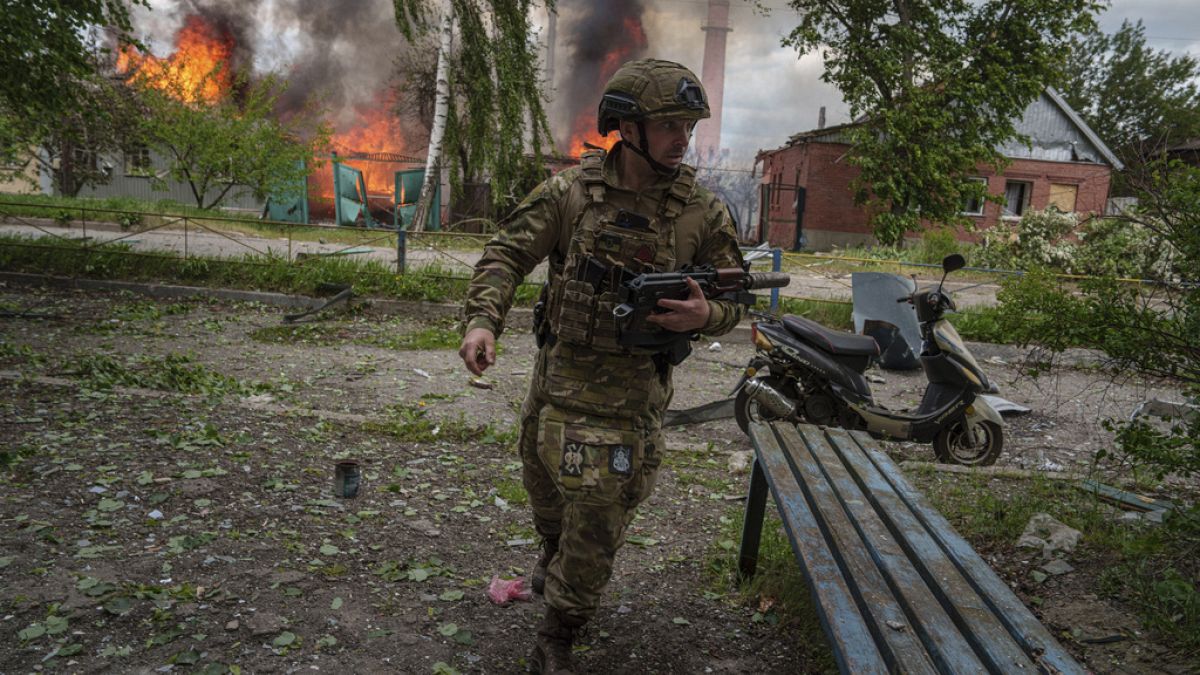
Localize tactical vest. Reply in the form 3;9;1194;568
546;149;697;354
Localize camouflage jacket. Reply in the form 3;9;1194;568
463;144;746;340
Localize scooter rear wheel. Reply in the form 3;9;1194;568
934;420;1003;466
734;376;796;435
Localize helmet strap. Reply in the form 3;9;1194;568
622;122;678;177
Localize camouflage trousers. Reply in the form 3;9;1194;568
518;340;671;623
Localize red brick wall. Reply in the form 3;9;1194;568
759;141;1113;250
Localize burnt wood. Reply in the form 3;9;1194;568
739;422;1084;675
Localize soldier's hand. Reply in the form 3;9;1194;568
459;328;496;376
647;277;711;332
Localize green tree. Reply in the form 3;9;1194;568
392;0;553;230
0;0;148;148
1059;20;1200;172
137;71;331;209
782;0;1102;245
994;158;1198;477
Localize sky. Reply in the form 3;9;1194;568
134;0;1200;163
619;0;1200;160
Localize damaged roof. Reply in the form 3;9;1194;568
769;87;1123;170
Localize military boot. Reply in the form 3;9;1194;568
531;536;559;596
530;607;583;674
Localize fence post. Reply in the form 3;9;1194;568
183;216;189;260
771;247;782;313
396;228;407;274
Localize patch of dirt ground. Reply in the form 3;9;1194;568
0;282;1193;673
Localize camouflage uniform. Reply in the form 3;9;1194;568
463;142;745;624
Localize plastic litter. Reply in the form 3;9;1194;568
486;575;532;605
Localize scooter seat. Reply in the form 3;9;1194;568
782;315;880;357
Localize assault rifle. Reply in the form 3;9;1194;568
612;265;791;365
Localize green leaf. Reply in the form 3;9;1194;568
438;590;464;602
18;623;45;640
45;615;68;634
0;556;14;568
97;498;123;512
104;596;135;616
272;631;296;647
437;622;458;637
626;535;658;547
408;567;431;582
453;629;474;645
431;662;461;675
672;617;690;625
316;634;338;649
319;544;340;556
173;649;201;665
182;469;203;479
330;596;343;610
57;643;83;657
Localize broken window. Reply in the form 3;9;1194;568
124;145;152;176
961;177;987;216
1003;180;1031;217
1047;183;1078;212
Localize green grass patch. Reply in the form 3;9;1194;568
915;469;1200;652
775;296;854;330
495;479;529;506
366;403;482;443
0;233;538;307
67;352;271;397
249;318;470;353
369;323;463;351
705;508;837;670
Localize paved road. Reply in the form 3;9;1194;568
0;217;1003;306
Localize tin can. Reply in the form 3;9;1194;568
333;460;361;499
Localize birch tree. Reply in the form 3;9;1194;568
393;0;553;231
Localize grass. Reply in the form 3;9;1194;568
704;507;837;671
68;352;272;397
495;479;529;506
0;193;491;251
914;469;1200;653
0;233;521;305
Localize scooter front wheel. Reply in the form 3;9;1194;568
734;376;797;435
934;420;1003;466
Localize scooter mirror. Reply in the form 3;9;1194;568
942;254;966;274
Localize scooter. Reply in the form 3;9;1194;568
733;254;1004;466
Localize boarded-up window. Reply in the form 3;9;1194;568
1048;183;1078;212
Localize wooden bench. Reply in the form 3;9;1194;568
738;421;1084;674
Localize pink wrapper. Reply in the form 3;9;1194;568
486;575;532;605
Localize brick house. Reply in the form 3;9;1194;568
754;88;1123;250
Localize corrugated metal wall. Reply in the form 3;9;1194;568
997;92;1106;164
72;149;265;212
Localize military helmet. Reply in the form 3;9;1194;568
597;59;711;135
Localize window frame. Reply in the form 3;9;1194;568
960;176;988;217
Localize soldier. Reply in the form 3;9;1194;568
458;58;745;673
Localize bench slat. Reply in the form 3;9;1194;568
749;420;892;675
824;428;1037;672
851;430;1086;675
787;424;985;674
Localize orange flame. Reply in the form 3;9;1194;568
117;15;235;104
566;17;647;157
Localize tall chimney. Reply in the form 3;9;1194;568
696;0;731;164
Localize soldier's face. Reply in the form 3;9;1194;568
623;118;696;169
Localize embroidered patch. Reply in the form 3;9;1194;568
561;442;584;477
608;444;633;475
633;244;656;264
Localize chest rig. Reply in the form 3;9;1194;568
546;149;697;354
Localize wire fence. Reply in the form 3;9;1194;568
0;199;1174;310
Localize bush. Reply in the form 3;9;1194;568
1074;217;1178;280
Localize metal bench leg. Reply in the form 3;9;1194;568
738;457;769;580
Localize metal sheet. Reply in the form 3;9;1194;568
851;272;921;370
